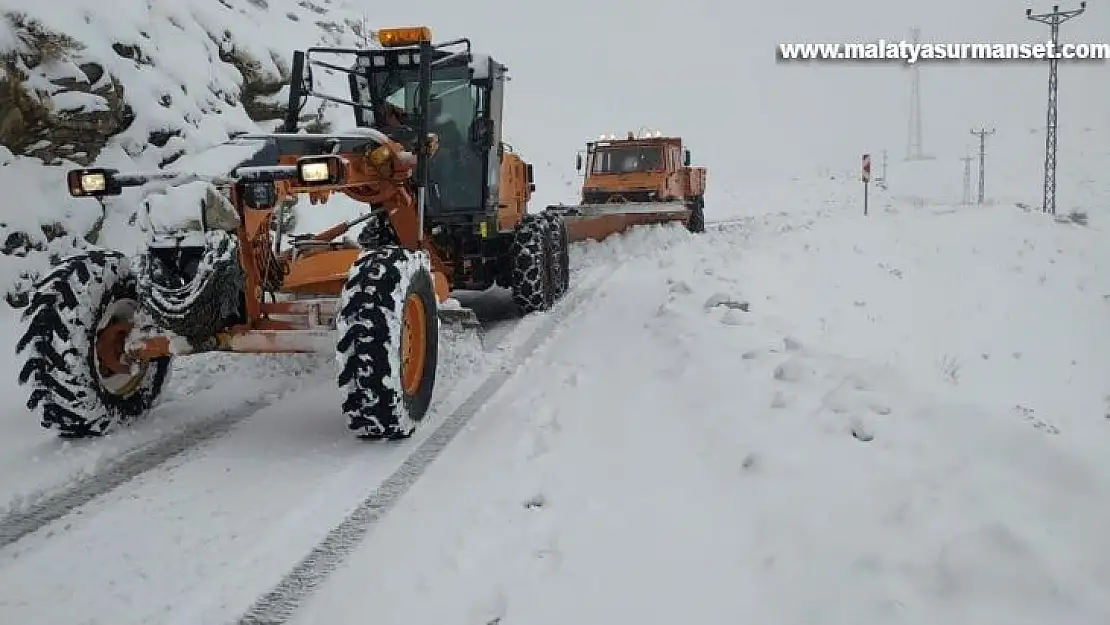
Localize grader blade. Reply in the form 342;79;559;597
547;202;690;242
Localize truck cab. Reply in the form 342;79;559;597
576;133;694;204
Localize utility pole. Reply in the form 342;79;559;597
970;127;995;204
960;154;974;205
1026;2;1087;215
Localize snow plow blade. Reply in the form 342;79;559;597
546;202;690;242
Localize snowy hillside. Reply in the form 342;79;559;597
0;0;376;303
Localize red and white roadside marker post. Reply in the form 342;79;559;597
861;153;871;216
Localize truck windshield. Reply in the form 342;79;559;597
590;147;663;173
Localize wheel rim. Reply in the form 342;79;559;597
400;292;427;396
94;299;149;397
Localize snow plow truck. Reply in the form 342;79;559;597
546;131;706;241
15;26;571;441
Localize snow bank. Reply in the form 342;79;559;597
291;206;1110;625
0;147;95;304
734;203;1110;438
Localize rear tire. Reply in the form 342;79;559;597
15;250;173;437
336;245;438;440
686;197;706;233
541;209;571;300
509;213;555;314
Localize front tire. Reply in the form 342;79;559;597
336;246;438;440
15;250;173;437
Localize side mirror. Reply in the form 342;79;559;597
529;183;536;192
683;150;691;166
526;163;534;183
471;117;494;148
575;153;583;171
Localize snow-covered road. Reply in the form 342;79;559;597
3;203;1110;625
0;246;615;624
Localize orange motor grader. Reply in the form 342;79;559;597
15;26;571;441
546;131;707;241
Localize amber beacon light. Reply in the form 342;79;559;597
376;26;432;47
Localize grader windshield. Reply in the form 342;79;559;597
282;31;499;218
353;54;488;214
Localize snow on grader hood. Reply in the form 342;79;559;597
15;26;573;441
546;131;707;241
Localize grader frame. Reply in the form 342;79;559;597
23;25;567;440
66;26;528;367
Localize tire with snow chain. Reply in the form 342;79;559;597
336;245;438;440
15;250;173;437
686;197;705;233
541;209;571;300
509;213;555;314
136;230;245;347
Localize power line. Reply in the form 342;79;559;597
970;127;995;204
1026;1;1087;216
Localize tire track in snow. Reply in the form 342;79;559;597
707;217;751;230
0;398;271;550
236;263;619;625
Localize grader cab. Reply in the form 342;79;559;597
546;131;707;241
17;26;571;442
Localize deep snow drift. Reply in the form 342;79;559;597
292;203;1110;625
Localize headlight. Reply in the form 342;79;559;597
299;161;330;182
295;155;348;186
66;168;122;197
80;173;106;192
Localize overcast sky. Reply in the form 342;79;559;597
363;0;1108;202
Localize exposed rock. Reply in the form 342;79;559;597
298;1;328;15
218;46;288;122
1;15;134;165
111;42;153;65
